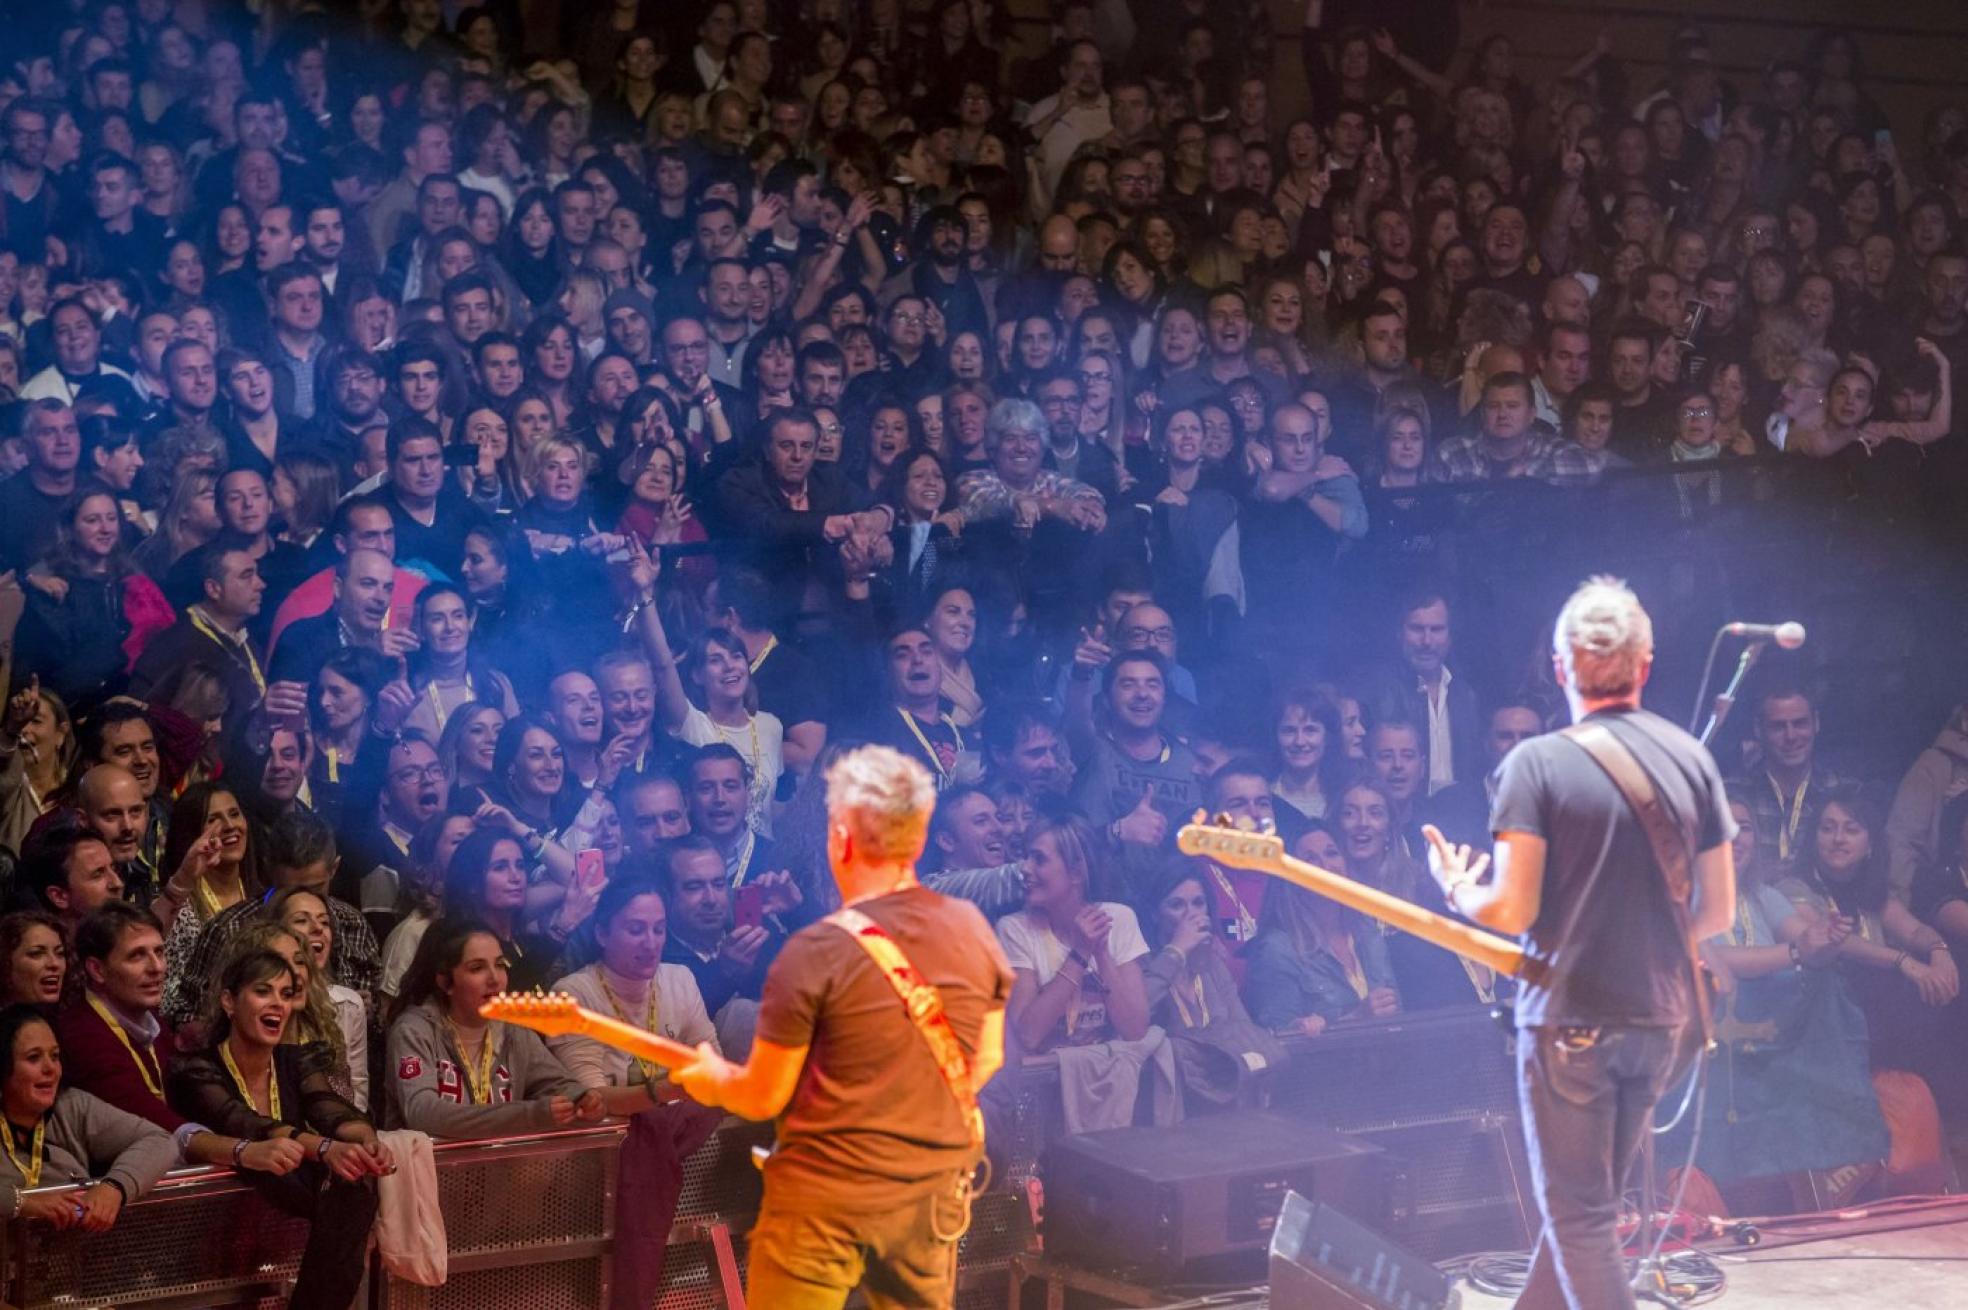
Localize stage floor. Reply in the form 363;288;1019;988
1456;1217;1968;1308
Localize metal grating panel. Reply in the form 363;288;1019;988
673;1120;770;1226
437;1149;612;1254
388;1257;603;1310
16;1185;310;1308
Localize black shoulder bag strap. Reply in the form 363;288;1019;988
1561;721;1715;1051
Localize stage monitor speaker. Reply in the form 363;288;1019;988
1268;1190;1459;1310
1041;1112;1390;1281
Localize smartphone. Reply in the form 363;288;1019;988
443;442;481;468
733;882;768;931
575;848;606;893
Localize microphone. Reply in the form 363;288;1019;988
1724;621;1806;649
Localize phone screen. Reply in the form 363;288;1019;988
575;848;606;893
733;883;767;931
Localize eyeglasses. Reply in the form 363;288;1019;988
1680;405;1715;419
891;312;924;326
389;764;447;784
1126;627;1178;644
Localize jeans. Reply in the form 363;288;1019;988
1514;1024;1685;1310
743;1177;972;1309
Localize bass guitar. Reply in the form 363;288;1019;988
1175;813;1540;983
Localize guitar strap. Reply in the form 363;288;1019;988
826;907;986;1151
1561;720;1715;1051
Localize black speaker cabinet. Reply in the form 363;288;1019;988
1041;1112;1391;1281
1268;1191;1460;1310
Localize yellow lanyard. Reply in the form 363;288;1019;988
1167;971;1210;1028
1205;863;1257;943
423;673;477;733
597;969;664;1084
711;712;762;774
86;993;164;1100
325;747;341;784
1735;893;1757;947
1770;773;1810;862
897;707;964;782
219;1042;281;1121
747;634;777;675
1;1118;45;1188
446;1018;497;1104
189;608;266;694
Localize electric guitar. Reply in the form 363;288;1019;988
1175;814;1539;982
479;992;704;1070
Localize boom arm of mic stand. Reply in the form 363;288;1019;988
1699;640;1768;749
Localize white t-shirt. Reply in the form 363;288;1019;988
996;903;1147;1047
547;963;718;1091
674;704;784;837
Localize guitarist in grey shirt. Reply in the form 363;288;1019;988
1423;576;1736;1310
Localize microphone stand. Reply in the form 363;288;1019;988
1695;636;1770;749
1620;632;1770;1303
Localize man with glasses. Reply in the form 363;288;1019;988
1033;366;1119;501
0;99;58;260
343;731;449;932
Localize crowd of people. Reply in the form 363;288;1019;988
0;0;1965;1300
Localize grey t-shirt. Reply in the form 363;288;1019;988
1491;707;1734;1029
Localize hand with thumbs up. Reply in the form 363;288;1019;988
1112;786;1167;846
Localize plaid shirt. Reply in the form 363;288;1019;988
1433;430;1597;485
956;468;1102;523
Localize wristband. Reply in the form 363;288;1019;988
316;1137;333;1162
1787;941;1803;967
232;1139;249;1169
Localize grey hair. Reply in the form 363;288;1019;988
825;744;937;863
1553;575;1653;699
984;397;1044;454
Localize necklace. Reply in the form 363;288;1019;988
219;1041;281;1120
0;1117;45;1187
445;1016;497;1104
596;968;664;1084
86;993;163;1098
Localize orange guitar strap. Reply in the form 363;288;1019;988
1561;721;1716;1051
827;907;986;1150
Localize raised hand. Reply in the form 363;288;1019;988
1113;786;1167;846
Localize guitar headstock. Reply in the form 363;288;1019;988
1176;811;1288;870
480;991;590;1037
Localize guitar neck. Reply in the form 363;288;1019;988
1263;848;1530;980
570;1009;701;1069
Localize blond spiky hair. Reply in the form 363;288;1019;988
1553;575;1654;699
825;744;937;863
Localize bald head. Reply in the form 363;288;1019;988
1039;215;1079;271
77;765;148;863
1117;602;1178;663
